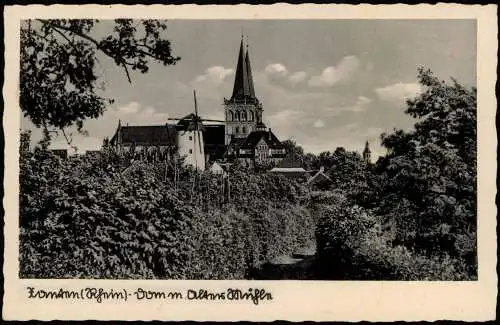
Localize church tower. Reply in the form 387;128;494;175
363;141;372;164
223;36;263;145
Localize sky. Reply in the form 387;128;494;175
21;19;477;158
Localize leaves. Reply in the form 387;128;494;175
20;19;180;142
19;150;314;279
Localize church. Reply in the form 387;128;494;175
109;37;287;170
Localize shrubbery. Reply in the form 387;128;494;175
313;196;474;280
311;69;477;280
19;149;314;279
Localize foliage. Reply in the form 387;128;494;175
20;19;180;143
313;197;474;280
19;150;314;279
312;68;477;280
375;68;476;262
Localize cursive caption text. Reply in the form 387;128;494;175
26;287;273;305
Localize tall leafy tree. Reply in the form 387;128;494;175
20;19;180;144
376;68;476;264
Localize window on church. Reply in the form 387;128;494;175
242;126;246;133
235;126;239;133
189;149;193;154
241;111;247;121
189;136;192;141
249;111;254;121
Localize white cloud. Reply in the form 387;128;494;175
313;119;325;128
326;95;373;116
117;101;140;114
266;108;304;136
375;82;422;102
308;56;361;88
113;102;169;125
194;66;234;85
182;65;235;100
265;63;289;78
308;67;336;87
356;96;372;106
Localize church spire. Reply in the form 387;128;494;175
231;38;249;101
230;36;257;103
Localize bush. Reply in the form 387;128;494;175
314;197;475;280
19;150;315;279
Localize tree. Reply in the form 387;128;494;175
375;68;476;264
20;19;180;145
282;139;305;158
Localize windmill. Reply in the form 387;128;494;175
167;90;224;171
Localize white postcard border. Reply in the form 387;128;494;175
3;4;498;321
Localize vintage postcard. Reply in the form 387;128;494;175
3;3;497;321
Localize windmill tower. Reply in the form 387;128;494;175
168;90;224;171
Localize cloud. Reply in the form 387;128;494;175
182;65;235;100
326;95;373;116
117;101;140;114
375;82;422;102
113;102;169;125
313;119;325;128
194;66;234;85
308;56;361;88
263;56;360;90
265;63;288;78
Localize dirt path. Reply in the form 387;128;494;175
252;244;318;280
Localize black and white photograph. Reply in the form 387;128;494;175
3;3;497;322
17;17;480;279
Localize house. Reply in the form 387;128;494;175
231;122;287;168
307;166;333;189
51;149;68;159
209;161;226;175
269;155;310;181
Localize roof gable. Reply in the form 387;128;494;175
240;130;284;149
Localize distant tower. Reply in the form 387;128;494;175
223;36;263;145
363;141;371;164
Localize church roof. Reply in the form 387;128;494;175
229;38;258;103
111;125;177;146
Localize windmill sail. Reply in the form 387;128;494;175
193;90;203;158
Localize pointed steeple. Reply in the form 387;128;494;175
231;37;250;101
230;36;258;103
245;43;256;99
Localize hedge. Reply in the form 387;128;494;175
312;193;475;280
19;151;314;279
